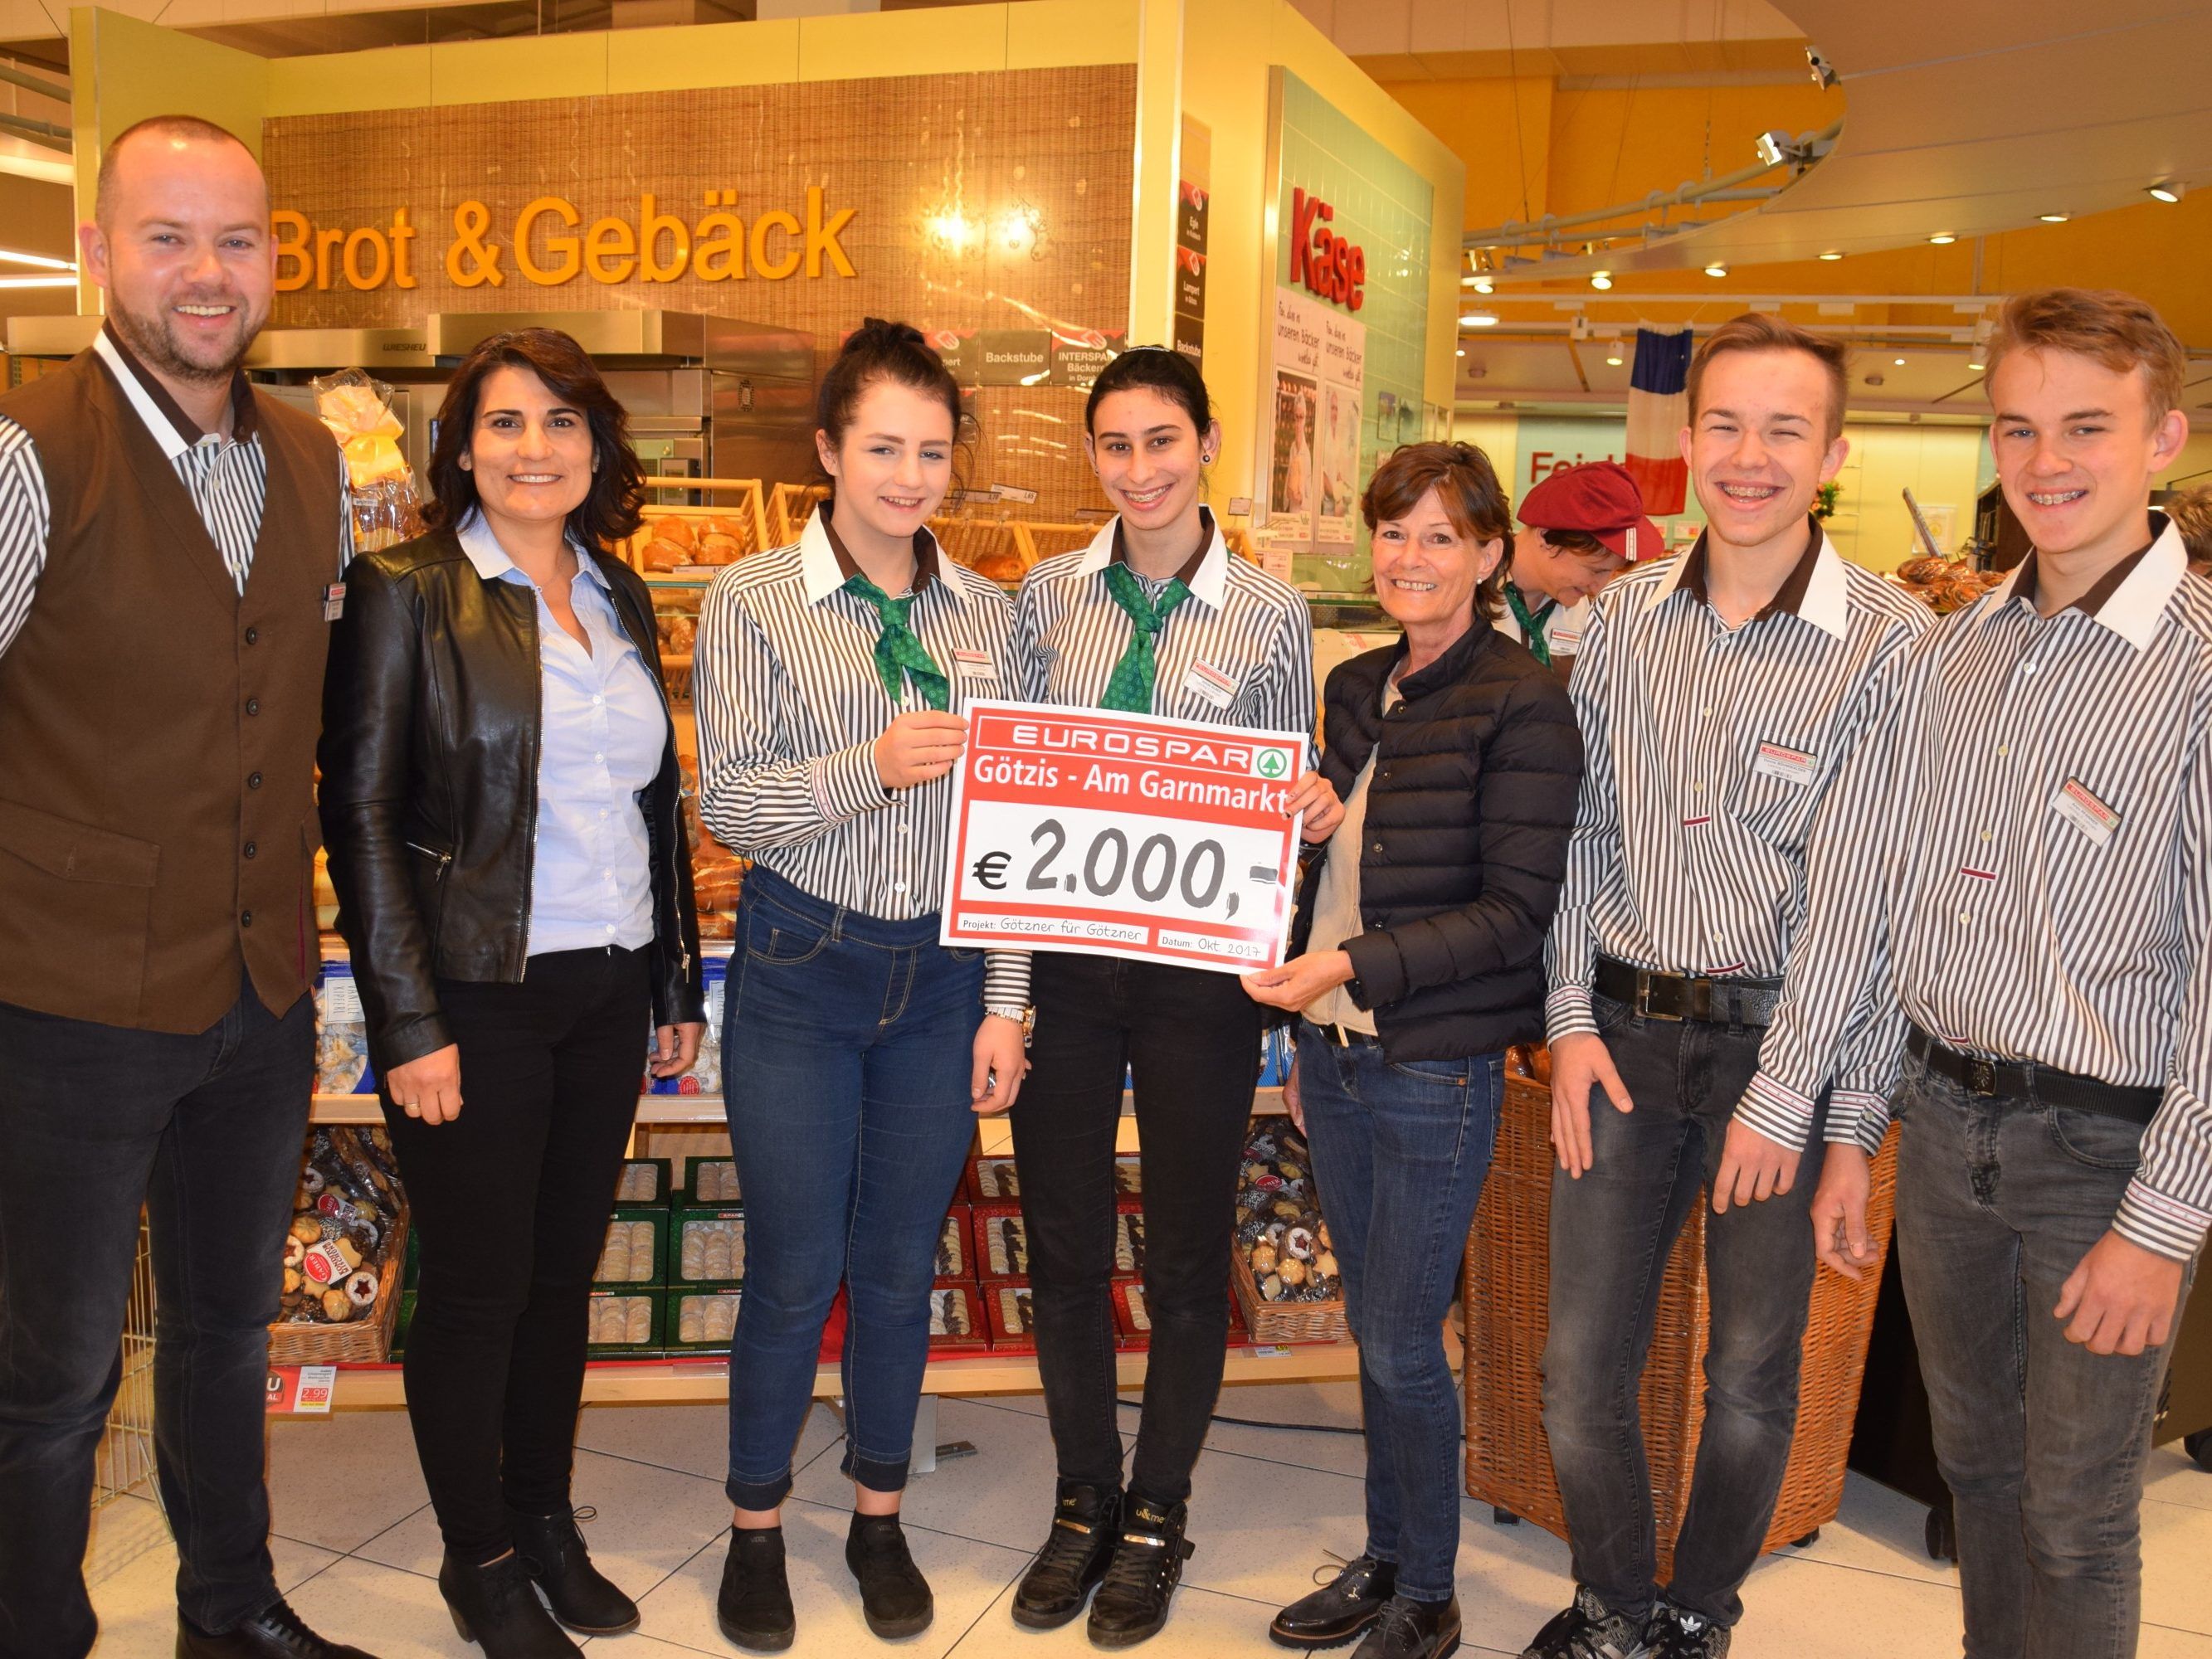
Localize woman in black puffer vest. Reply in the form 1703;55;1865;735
1243;440;1584;1659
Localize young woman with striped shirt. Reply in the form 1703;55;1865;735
1004;348;1342;1647
690;320;1029;1651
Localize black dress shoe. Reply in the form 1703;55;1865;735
507;1505;640;1635
845;1511;934;1639
1269;1555;1397;1649
175;1599;380;1658
1012;1483;1123;1630
1351;1596;1461;1659
1086;1493;1196;1649
718;1525;797;1652
436;1552;581;1658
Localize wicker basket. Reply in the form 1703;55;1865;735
268;1210;411;1368
1463;1071;1896;1577
1230;1243;1351;1345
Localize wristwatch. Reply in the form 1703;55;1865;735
986;1005;1036;1044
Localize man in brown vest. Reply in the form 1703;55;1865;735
0;117;381;1659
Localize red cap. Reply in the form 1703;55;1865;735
1518;461;1663;562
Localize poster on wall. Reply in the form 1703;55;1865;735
1263;286;1365;554
1175;116;1211;371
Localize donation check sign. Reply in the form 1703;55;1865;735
940;701;1307;972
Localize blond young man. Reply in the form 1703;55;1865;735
1771;288;2203;1659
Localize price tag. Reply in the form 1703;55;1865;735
266;1365;338;1414
941;700;1304;973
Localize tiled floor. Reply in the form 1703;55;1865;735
85;1382;2212;1657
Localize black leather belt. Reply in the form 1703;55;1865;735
1593;956;1782;1027
1906;1026;2161;1125
1304;1018;1381;1048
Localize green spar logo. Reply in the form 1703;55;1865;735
1255;748;1288;780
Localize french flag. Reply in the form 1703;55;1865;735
1625;326;1692;515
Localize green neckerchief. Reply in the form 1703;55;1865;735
1099;561;1194;713
1504;581;1552;666
842;571;949;711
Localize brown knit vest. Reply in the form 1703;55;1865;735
0;348;340;1033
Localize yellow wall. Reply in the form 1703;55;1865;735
1177;0;1465;517
1825;423;1985;572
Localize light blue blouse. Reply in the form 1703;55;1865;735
458;513;668;957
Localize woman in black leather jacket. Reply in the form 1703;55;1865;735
319;328;704;1659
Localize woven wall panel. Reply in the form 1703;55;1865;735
263;66;1135;519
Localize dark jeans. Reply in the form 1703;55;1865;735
1297;1025;1502;1602
1010;952;1263;1504
720;867;985;1509
381;945;650;1561
1540;993;1827;1627
0;976;311;1658
1893;1051;2195;1659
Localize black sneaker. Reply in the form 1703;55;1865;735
1269;1554;1396;1649
1086;1493;1195;1650
1350;1595;1460;1659
717;1526;797;1653
845;1512;934;1639
1011;1483;1123;1630
1521;1587;1648;1659
1642;1603;1728;1659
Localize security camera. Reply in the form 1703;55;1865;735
1805;47;1838;88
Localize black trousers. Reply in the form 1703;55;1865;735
381;946;650;1561
0;974;311;1658
1009;953;1262;1504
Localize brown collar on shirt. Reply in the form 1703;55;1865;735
2009;516;2164;618
1675;513;1824;621
1111;505;1214;586
819;503;942;593
100;320;257;444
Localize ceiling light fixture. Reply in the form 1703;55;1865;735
2148;181;2184;202
2038;212;2069;223
1590;270;1613;290
1473;275;1493;294
1929;233;1956;245
1818;250;1844;260
1459;312;1499;328
1704;262;1728;278
1455;348;1466;358
0;248;76;271
1605;354;1624;367
1893;357;1907;367
1967;360;1985;372
0;275;75;289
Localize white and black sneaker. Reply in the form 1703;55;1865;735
1642;1603;1728;1659
1520;1587;1648;1659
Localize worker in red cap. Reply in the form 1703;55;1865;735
1505;460;1664;670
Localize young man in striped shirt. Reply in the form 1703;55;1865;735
1785;288;2202;1659
1527;315;1929;1659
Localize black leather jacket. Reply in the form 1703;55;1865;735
319;526;705;1070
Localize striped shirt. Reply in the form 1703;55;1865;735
693;508;1028;1005
1012;509;1318;743
0;324;351;659
1544;519;1930;1155
1774;517;2212;1261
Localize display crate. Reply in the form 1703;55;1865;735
673;1206;747;1287
592;1208;669;1289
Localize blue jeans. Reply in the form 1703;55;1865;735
1540;993;1827;1628
1893;1049;2195;1659
720;867;985;1509
0;975;311;1658
1297;1024;1503;1603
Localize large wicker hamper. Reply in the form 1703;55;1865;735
1464;1068;1898;1577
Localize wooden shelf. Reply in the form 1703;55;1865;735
324;1335;1376;1409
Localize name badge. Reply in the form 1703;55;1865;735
951;647;997;682
322;581;347;622
1182;659;1239;711
1752;740;1817;786
2050;778;2119;846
